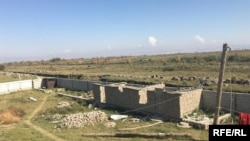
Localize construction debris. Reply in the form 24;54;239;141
29;97;37;102
182;114;212;130
56;88;65;92
52;114;64;120
110;114;128;120
130;118;140;123
104;121;116;128
182;112;231;129
60;110;108;128
177;122;191;128
56;101;70;108
36;88;52;93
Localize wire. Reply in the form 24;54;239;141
120;96;180;114
225;48;233;116
229;70;233;115
220;107;242;114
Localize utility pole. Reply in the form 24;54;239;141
213;43;231;125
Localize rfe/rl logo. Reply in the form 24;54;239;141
209;125;250;141
213;129;247;136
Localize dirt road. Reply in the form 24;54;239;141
24;94;66;141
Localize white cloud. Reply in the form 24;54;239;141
194;35;205;44
107;46;112;50
64;49;71;54
148;36;157;47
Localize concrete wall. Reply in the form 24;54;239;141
33;78;43;89
0;77;98;95
0;80;33;95
2;77;250;119
201;90;250;113
56;78;99;91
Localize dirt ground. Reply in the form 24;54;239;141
0;96;66;141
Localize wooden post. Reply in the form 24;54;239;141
213;43;231;125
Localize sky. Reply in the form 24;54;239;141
0;0;250;63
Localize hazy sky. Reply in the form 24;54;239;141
1;0;250;63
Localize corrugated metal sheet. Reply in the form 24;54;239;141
44;78;56;89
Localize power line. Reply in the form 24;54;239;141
120;96;180;114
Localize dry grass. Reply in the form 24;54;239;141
0;107;25;124
0;90;209;141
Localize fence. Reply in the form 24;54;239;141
1;78;250;116
0;79;42;95
56;78;99;91
201;90;250;113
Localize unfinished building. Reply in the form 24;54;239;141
93;82;203;120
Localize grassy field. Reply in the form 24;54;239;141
2;49;250;93
1;50;249;140
0;72;37;83
0;89;209;141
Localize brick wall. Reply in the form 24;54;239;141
92;82;202;119
179;89;203;117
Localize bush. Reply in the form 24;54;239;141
162;67;175;71
0;64;5;71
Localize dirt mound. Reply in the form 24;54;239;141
0;107;25;124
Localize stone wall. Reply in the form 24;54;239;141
179;88;203;117
37;78;250;117
3;78;250;119
92;82;202;119
155;90;181;119
92;83;156;114
93;84;101;104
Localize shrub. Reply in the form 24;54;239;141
0;64;5;71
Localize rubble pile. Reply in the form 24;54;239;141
52;114;63;120
104;121;116;128
60;110;108;128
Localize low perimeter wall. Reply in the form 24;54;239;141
56;78;99;91
0;79;43;95
1;78;250;116
201;90;250;113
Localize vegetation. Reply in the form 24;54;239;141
0;64;5;71
49;57;62;62
0;72;37;83
1;49;249;140
2;49;250;92
0;90;209;141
